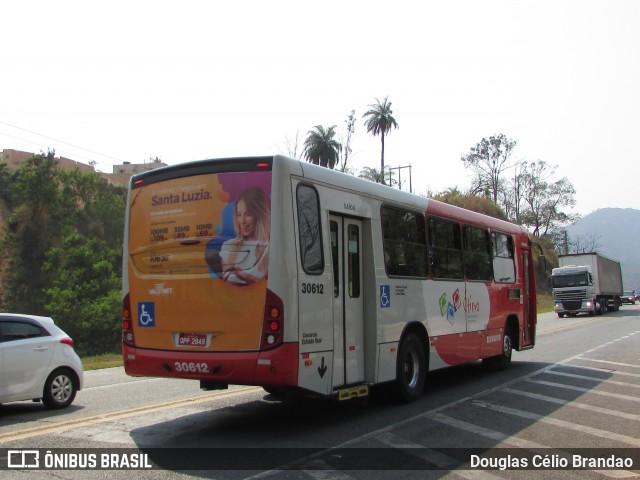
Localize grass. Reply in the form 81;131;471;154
82;353;123;371
537;292;554;313
83;293;556;371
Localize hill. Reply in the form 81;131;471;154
564;208;640;290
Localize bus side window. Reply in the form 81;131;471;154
381;206;428;278
463;225;493;281
491;232;515;283
428;217;463;280
296;184;324;274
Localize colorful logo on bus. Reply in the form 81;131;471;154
439;288;461;325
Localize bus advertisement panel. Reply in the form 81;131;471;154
124;169;277;372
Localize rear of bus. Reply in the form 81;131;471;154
122;157;298;389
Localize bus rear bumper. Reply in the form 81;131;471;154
123;342;299;387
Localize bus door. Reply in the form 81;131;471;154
329;215;364;387
522;249;536;347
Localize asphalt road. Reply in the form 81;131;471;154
1;306;639;479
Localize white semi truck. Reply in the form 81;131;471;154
552;252;623;318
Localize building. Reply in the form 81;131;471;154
112;160;168;175
2;149;95;174
1;149;167;185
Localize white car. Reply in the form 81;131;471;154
0;313;83;409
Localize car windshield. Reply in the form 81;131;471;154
623;291;633;296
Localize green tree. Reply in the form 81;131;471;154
519;160;578;237
363;96;399;185
303;125;342;168
358;166;396;186
498;160;527;223
461;134;517;204
3;152;66;314
0;161;11;196
1;152;126;355
44;234;121;355
434;191;508;220
59;169;126;247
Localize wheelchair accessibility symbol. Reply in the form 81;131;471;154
138;302;155;327
380;285;390;308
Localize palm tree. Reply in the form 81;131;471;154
358;166;397;186
362;97;399;184
303;125;342;169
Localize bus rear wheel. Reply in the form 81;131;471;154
394;333;426;403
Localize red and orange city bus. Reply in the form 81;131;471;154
122;155;536;402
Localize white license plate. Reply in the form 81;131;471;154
178;333;207;347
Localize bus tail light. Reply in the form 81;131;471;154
122;293;136;347
261;289;283;350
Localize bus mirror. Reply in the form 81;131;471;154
538;255;546;273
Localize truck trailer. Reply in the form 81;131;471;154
552;252;623;317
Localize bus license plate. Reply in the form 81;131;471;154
178;333;207;347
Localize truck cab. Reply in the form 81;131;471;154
552;265;596;317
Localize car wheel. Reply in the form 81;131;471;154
42;368;77;409
393;333;426;403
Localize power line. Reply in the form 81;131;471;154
0;131;113;171
1;132;56;154
0;120;128;165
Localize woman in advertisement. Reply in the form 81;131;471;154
206;186;270;285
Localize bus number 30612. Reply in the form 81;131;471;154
174;362;210;374
301;283;324;294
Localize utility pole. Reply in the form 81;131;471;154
388;165;412;193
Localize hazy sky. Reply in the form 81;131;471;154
1;0;638;217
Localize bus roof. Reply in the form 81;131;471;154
286;155;527;236
130;154;528;236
